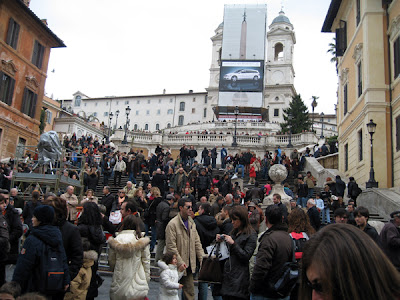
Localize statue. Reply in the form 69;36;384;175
263;164;292;210
31;131;63;172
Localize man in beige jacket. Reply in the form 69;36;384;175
166;197;204;300
61;185;79;222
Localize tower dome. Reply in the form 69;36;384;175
271;10;291;25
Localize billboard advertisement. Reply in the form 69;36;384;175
221;4;267;61
219;60;264;92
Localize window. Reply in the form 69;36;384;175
0;72;15;105
16;137;26;158
167;123;171;128
170;98;173;103
6;18;20;50
274;109;279;117
136;110;139;115
394;36;400;78
205;96;208;104
46;110;52;124
344;83;348;115
32;40;45;69
159;99;161;103
336;21;347;57
275;96;279;101
95;103;98;107
193;97;196;102
358;129;363;161
167;109;173;114
146;110;150;115
125;101;129;105
144;124;149;130
106;101;109;106
396;116;400;151
357;62;363;97
157;109;161;115
203;108;207;118
147;99;150;104
21;88;37;118
178;115;184;125
156;124;160;131
74;96;81;107
192;108;196;113
274;43;284;61
84;103;87;107
356;0;361;26
116;101;119;105
104;112;109;116
137;100;140;104
344;143;349;171
134;124;138;130
179;102;185;111
93;112;97;117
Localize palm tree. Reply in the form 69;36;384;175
327;38;338;72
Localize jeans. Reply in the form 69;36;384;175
198;282;208;300
189;157;195;167
251;294;289;300
321;208;330;224
262;167;269;179
128;172;137;184
145;224;157;251
235;164;245;178
212;158;217;169
297;197;307;208
103;173;110;186
307;188;314;199
221;156;226;169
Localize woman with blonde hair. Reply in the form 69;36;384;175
144;187;162;252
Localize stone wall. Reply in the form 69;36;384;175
317;153;338;169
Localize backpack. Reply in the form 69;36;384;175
289;232;309;260
33;233;66;295
352;184;362;198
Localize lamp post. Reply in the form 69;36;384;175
115;109;120;130
287;113;293;148
232;106;239;147
320;112;325;139
311;96;318;132
107;112;114;143
122;106;131;144
366;119;378;188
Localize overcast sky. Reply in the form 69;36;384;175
30;0;337;114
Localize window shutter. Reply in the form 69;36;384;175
0;72;4;103
396;117;400;151
32;41;39;65
6;18;14;45
30;93;37;118
336;25;347;57
38;45;44;69
6;77;15;105
12;22;20;49
21;88;28;115
395;37;400;78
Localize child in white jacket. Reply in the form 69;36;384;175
158;252;185;300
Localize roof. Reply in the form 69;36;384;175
321;0;342;33
271;11;291;25
14;0;65;47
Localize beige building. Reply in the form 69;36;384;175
42;96;62;133
322;0;400;188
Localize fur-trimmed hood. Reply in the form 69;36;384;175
157;260;177;271
108;234;150;258
82;250;98;268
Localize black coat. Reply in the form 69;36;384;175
101;193;115;217
77;223;106;255
22;201;42;229
335;178;346;197
380;221;400;271
152;173;167;194
194;214;219;250
196;175;211;191
220;230;257;299
155;199;171;240
145;197;162;226
4;204;23;264
218;179;232;197
59;220;83;280
219;218;233;235
85;173;99;191
307;206;321;231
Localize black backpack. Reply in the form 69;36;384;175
33;233;66;295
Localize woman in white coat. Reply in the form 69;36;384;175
108;215;150;300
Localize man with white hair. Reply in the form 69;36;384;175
123;181;136;199
225;193;233;206
10;188;24;210
307;199;321;231
60;186;79;222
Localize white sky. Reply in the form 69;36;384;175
30;0;337;114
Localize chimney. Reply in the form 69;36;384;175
41;19;48;26
163;89;166;94
23;0;30;7
189;90;193;94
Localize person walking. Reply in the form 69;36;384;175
380;210;400;271
60;186;79;223
155;194;174;263
113;156;126;187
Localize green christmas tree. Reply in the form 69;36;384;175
280;94;312;134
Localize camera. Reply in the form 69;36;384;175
220;235;225;241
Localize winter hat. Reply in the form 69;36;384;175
33;205;55;225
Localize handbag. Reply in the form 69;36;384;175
198;243;223;284
109;210;122;224
267;239;299;297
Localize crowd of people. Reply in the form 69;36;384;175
0;136;397;299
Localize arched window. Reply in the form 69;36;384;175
134;124;138;130
167;123;171;128
156;123;160;131
274;43;284;61
74;95;81;107
144;124;149;131
179;102;185;111
178;115;184;126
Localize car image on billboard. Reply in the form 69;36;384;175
219;60;264;92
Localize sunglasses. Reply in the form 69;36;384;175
306;278;324;294
184;205;192;210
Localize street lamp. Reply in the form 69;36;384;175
287;113;293;148
366;119;378;188
115;110;120;130
106;112;114;143
320;112;325;139
232;106;239;147
311;96;318;132
122;106;131;144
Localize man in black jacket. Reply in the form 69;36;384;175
101;186;115;217
354;206;380;245
250;205;293;299
152;168;167;196
307;199;321;231
196;169;211;201
273;194;288;224
155;194;174;263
